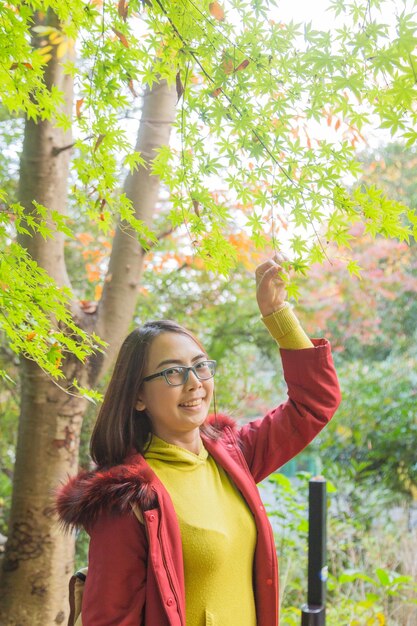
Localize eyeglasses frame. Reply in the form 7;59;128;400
142;359;217;387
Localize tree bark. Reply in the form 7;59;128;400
0;11;177;625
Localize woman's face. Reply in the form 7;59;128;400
136;332;214;442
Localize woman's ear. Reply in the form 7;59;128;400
136;396;146;411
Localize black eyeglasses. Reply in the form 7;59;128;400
143;360;216;387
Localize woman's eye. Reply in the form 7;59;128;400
166;367;183;375
195;361;207;370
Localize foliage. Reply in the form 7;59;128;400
296;141;417;360
263;471;417;626
0;236;105;379
2;1;417;374
298;229;417;359
359;143;417;212
0;356;19;536
314;353;417;496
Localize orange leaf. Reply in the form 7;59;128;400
26;331;37;341
335;119;341;131
77;232;94;245
235;59;249;73
86;264;101;282
210;87;222;98
99;211;105;221
76;98;84;119
209;1;225;21
94;284;103;300
112;28;129;48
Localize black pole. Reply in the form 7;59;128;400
300;477;327;626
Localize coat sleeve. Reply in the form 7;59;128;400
237;339;341;484
81;509;147;626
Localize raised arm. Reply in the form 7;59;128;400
238;256;341;483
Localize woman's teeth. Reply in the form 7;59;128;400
180;399;201;407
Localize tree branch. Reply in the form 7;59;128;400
90;80;177;383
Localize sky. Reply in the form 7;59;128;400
275;0;333;26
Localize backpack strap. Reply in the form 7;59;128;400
68;568;88;626
131;503;144;524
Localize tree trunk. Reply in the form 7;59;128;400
0;12;177;625
94;81;178;378
0;10;79;625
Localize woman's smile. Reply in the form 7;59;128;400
179;397;205;408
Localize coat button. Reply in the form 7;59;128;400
259;505;264;511
226;443;233;449
149;514;155;522
166;597;174;606
266;578;273;586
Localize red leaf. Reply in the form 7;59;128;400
10;62;33;70
94;134;105;152
80;300;99;314
118;0;129;20
112;27;129;48
235;59;249;73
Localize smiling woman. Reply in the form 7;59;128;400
56;255;341;626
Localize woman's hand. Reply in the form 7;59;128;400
255;254;288;317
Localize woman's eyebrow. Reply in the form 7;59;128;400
156;353;207;369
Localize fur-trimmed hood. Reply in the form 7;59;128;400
55;459;158;531
55;414;238;531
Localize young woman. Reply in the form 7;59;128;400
56;256;341;626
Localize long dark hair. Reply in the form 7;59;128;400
90;320;216;468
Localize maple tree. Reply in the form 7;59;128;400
2;0;417;374
1;0;417;623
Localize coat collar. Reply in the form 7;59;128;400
55;414;237;530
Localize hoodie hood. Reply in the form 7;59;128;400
55;413;237;530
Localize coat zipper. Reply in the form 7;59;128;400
157;520;185;626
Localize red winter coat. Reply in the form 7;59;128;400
56;339;341;626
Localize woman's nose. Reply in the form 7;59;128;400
186;369;202;388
